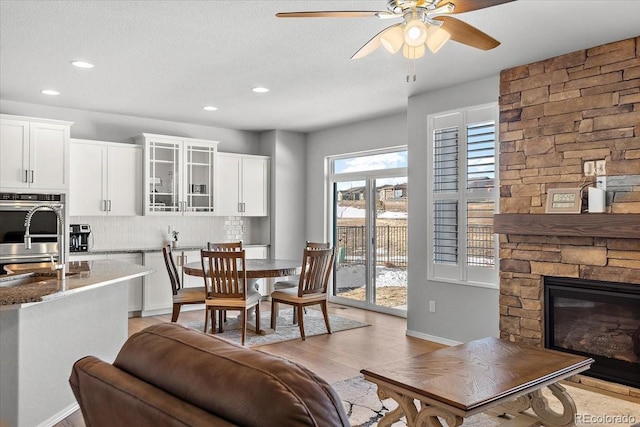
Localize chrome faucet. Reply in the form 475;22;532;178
24;204;66;280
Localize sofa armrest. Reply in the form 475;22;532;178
114;323;350;427
70;356;237;427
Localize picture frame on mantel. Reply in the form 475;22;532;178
545;188;583;214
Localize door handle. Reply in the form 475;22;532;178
30;170;34;183
108;200;112;211
24;170;29;183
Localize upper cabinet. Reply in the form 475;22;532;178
135;133;219;216
216;153;269;217
69;139;142;216
0;115;73;192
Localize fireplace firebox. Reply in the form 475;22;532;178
544;277;640;389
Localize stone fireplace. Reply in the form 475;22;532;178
495;35;640;395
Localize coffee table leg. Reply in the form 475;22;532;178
376;386;418;427
529;383;577;427
497;382;577;427
375;385;463;427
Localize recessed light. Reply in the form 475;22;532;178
41;89;60;96
203;106;218;111
71;60;95;69
252;87;269;93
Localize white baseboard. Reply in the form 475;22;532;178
405;329;463;347
38;402;79;427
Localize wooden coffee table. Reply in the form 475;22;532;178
361;337;593;427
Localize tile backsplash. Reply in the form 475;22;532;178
69;215;258;250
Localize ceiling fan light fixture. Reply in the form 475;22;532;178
402;43;425;59
426;26;450;53
404;19;427;47
380;25;405;54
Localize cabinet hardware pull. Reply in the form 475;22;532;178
24;170;29;183
108;200;112;211
30;170;34;183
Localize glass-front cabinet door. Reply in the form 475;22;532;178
184;142;216;213
137;134;218;215
147;139;180;213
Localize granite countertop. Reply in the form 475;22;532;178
0;260;153;308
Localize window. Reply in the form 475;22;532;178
428;104;498;287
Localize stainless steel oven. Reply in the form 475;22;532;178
0;192;65;274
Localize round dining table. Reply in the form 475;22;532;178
182;258;301;281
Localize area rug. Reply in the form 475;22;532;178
183;308;368;347
333;375;640;427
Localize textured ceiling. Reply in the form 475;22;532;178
1;1;639;133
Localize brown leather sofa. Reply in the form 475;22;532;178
69;323;350;427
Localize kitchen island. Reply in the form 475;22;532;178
0;260;153;427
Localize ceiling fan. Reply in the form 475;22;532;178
276;0;515;60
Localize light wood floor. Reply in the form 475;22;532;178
56;302;445;427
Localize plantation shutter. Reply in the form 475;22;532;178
428;105;498;286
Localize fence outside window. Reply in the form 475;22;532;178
337;224;494;268
337;225;407;268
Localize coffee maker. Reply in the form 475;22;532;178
69;224;91;252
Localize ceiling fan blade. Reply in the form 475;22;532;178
448;0;516;14
351;23;402;60
276;11;388;18
434;16;500;50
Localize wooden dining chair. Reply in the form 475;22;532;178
274;241;330;290
270;247;335;340
205;241;242;323
273;241;331;323
201;248;261;346
162;245;206;322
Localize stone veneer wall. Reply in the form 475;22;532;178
497;36;640;347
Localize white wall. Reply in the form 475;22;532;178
407;76;500;343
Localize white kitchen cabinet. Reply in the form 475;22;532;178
69;252;143;313
69;139;142;216
111;253;144;312
142;252;174;313
216;153;269;216
135;133;219;216
0;115;72;191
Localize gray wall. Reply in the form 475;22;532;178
0;99;267;250
305;76;499;344
260;130;307;260
0;100;259;153
306;112;408;242
406;76;500;343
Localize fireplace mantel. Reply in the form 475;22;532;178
493;214;640;239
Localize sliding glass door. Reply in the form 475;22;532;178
330;150;407;315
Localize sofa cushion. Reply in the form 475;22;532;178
113;323;350;427
70;355;235;426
